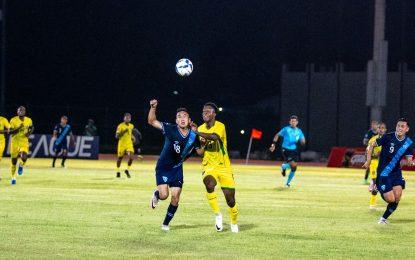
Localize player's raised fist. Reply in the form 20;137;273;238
150;99;158;108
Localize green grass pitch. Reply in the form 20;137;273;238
0;158;414;259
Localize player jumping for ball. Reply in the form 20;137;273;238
269;115;305;187
52;116;75;168
148;99;201;231
192;102;239;233
115;113;135;178
363;118;415;224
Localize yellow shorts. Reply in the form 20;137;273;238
369;159;378;179
10;139;29;158
0;139;5;160
203;166;235;189
117;143;134;157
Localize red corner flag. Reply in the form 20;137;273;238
251;128;263;140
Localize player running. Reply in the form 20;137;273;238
192;102;239;233
115;113;135;178
0;116;10;181
363;118;415;224
148;99;201;231
52;116;75;168
366;122;386;209
363;120;379;184
269;115;305;187
9;106;34;185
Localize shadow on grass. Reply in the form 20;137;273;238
274;187;292;192
173;224;212;230
240;223;257;231
392;219;415;224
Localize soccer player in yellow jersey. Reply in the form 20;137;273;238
193;102;239;233
9;106;34;185
115;113;135;178
367;122;386;209
0;116;11;181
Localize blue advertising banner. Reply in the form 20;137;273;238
3;134;99;159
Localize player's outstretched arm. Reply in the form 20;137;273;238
194;131;220;141
148;99;163;130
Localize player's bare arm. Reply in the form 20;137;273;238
148;99;163;130
300;138;306;146
115;128;129;139
405;156;415;166
26;125;34;137
269;133;280;152
363;141;377;169
9;123;24;135
194;131;221;142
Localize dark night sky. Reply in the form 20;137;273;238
3;0;415;150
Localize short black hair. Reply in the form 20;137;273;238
176;107;189;115
290;115;298;120
204;102;218;113
397;117;410;127
61;115;68;120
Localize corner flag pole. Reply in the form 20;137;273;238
245;136;253;165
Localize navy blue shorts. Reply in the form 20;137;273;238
156;166;183;188
376;171;406;194
282;149;299;163
53;141;68;153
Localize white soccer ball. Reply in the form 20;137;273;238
175;58;193;77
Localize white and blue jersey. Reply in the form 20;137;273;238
155;122;200;187
376;132;414;193
53;124;72;152
278;126;305;151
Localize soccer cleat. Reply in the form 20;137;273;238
161;225;169;231
285;183;291;188
378;217;388;225
230;224;239;233
61;164;66;168
124;170;131;178
17;165;23;175
150;190;159;209
11;179;16;185
281;168;286;177
215;213;223;232
116;172;121;178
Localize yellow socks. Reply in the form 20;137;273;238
229;204;239;224
11;164;16;179
206;192;220;214
370;194;377;207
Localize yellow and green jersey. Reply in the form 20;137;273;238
198;121;231;169
116;122;134;146
0;116;10;143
